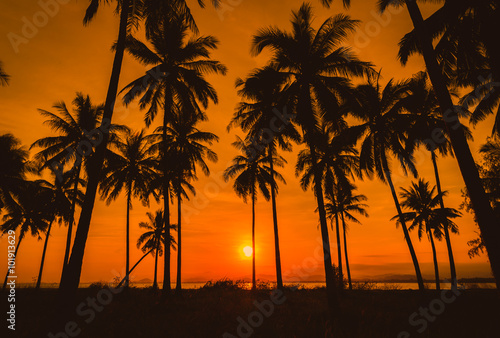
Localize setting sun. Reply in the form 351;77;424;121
243;246;253;257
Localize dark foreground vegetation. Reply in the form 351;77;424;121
5;282;500;338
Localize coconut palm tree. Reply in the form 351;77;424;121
393;179;461;290
0;61;9;86
99;129;158;288
346;75;425;291
34;172;84;289
230;66;301;289
121;13;226;294
1;181;51;289
137;210;177;290
325;183;368;290
224;137;284;290
30;93;122;275
0;134;30;213
377;0;500;289
252;3;373;307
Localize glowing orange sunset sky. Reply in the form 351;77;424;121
0;0;494;284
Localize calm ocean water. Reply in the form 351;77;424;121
17;281;497;290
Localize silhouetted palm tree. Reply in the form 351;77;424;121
0;61;9;86
252;3;373;307
347;75;425;290
1;182;51;289
121;13;226;295
99;129;157;288
326;183;368;290
378;0;500;289
34;172;84;289
224;137;284;290
394;179;461;290
137;210;177;290
230;66;301;289
0;134;30;213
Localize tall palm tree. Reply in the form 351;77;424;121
377;0;500;289
121;13;226;295
347;75;425;291
0;61;10;86
252;3;373;308
394;179;461;290
224;137;283;290
230;66;301;289
99;129;157;288
0;134;30;213
1;181;51;289
137;210;177;290
325;183;368;290
34;172;84;289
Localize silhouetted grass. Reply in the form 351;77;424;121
4;281;499;337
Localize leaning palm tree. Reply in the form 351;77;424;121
326;183;368;290
224;137;283;290
137;210;177;290
377;0;500;289
230;66;301;289
394;179;461;290
347;75;425;291
99;129;158;288
121;13;226;295
0;61;9;86
31;93;105;272
2;181;51;289
252;3;373;308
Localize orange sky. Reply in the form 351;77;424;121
0;0;494;284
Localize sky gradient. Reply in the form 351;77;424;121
0;0;494;284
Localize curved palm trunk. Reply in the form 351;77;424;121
153;246;159;290
268;149;283;290
251;186;256;291
386;172;425;291
428;229;440;291
404;0;500;289
3;232;24;289
61;164;81;274
341;213;352;291
118;248;154;288
431;151;457;287
309;144;339;311
175;187;182;293
334;210;343;289
59;0;131;296
162;184;171;294
125;191;131;288
36;221;54;289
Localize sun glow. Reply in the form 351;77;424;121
243;246;253;257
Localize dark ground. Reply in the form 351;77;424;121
3;282;500;338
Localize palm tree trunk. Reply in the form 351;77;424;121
59;0;131;296
428;229;440;291
175;187;182;293
268;148;283;290
341;213;352;291
153;246;159;290
431;151;457;287
162;183;171;295
309;144;339;311
251;186;256;291
3;232;24;289
118;248;154;288
386;172;425;291
36;221;54;289
404;0;500;289
62;164;81;272
334;210;343;289
125;191;131;288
